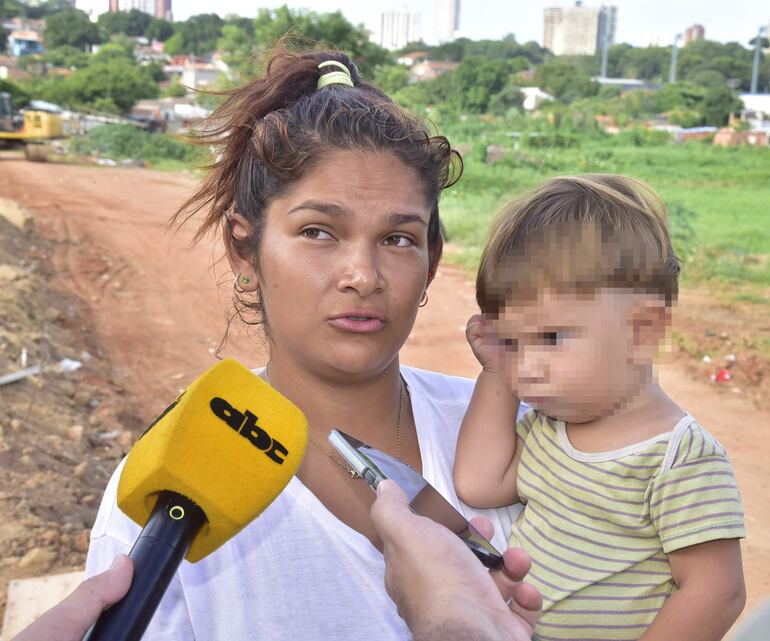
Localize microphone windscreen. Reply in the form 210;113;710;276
117;359;307;562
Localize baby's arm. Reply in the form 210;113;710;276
638;539;745;641
454;315;522;508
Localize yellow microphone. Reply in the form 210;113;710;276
83;359;307;641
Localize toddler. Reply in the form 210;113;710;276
454;174;745;641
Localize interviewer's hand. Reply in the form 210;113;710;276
11;555;133;641
371;480;541;641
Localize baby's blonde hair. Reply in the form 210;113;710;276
476;174;680;314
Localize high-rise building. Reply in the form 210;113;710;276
543;2;617;56
438;0;460;43
684;24;705;45
104;0;172;19
380;10;421;51
155;0;172;21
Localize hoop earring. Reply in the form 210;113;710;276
419;290;428;307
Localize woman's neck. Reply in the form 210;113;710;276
263;354;406;451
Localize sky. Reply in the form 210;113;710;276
176;0;769;48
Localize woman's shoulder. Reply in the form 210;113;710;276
400;365;475;404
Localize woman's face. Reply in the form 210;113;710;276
228;149;440;380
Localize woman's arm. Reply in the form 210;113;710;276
638;539;745;641
454;316;522;508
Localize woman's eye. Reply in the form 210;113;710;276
383;234;413;247
301;228;333;240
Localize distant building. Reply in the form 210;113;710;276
438;0;460;43
684;24;705;45
410;60;459;81
543;2;616;56
87;0;174;20
397;50;429;67
520;87;554;111
380;10;421;51
8;30;43;56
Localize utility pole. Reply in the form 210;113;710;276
669;33;682;83
751;26;767;94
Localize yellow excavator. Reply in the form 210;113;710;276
0;91;65;161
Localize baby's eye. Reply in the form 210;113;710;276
541;332;563;346
301;227;333;240
383;234;414;247
499;337;518;352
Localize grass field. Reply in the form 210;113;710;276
438;131;770;291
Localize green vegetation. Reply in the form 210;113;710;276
70;124;203;165
433;119;770;287
2;3;767;292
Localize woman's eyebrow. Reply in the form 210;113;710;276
390;213;428;227
287;201;427;226
287;200;351;217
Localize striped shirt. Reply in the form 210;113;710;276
511;410;745;641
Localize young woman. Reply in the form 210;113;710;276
86;48;528;640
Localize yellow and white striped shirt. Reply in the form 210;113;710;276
512;410;745;641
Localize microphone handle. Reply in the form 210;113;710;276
82;491;207;641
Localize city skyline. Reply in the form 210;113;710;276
175;0;768;49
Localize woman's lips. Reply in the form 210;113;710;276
328;315;386;333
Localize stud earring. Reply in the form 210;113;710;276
242;275;250;286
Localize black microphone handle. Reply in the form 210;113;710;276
82;491;207;641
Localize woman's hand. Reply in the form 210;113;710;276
371;479;541;641
466;314;503;373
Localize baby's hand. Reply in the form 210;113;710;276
466;314;502;373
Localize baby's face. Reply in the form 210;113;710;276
490;288;650;423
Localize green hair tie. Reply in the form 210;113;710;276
317;60;354;90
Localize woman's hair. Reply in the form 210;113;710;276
173;44;461;328
476;174;681;315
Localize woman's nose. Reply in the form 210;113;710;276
336;243;384;297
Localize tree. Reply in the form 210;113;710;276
534;61;599;103
701;86;742;126
252;6;390;77
42;45;91;69
217;21;256;72
373;64;410;94
175;13;224;55
0;77;30;108
45;9;102;50
449;57;511;112
146;18;174;42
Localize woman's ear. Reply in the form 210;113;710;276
427;234;443;287
629;297;670;365
223;212;259;292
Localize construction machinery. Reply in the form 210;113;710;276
0;92;65;161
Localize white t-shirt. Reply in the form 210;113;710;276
86;366;526;641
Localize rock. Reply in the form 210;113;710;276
40;529;60;546
0;522;29;542
72;528;91;553
18;546;57;572
0;263;23;281
73;461;89;478
118;430;134;448
44;306;61;322
10;418;22;432
67;424;84;442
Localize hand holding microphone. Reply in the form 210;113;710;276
82;359;308;641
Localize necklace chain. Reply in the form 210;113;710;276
264;365;404;478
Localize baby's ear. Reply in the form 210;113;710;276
629;297;671;365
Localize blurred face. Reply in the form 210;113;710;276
232;149;439;380
491;288;647;423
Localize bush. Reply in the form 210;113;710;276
70;124;203;163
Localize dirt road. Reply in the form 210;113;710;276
1;158;768;628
